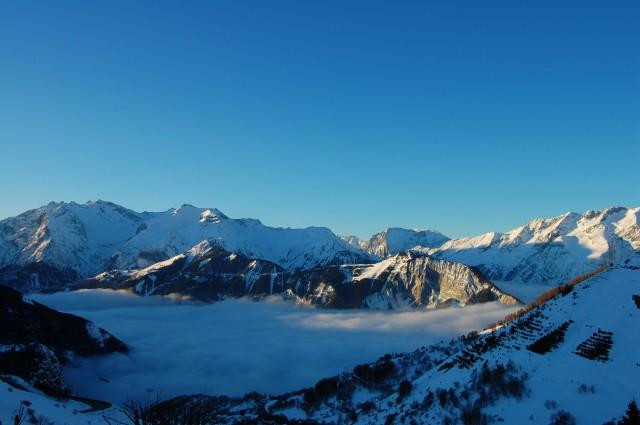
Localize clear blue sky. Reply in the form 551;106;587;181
1;1;638;238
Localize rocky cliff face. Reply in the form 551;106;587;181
291;251;520;309
78;242;519;309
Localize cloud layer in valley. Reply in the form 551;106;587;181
33;290;517;405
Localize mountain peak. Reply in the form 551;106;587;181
350;227;450;257
199;208;228;223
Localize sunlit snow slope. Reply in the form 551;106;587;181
425;206;639;285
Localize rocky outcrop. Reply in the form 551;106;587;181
0;343;67;396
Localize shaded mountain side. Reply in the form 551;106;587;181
76;241;519;309
76;241;287;302
128;263;639;425
0;284;127;356
0;262;80;293
0;284;127;395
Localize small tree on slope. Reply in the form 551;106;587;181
620;401;640;425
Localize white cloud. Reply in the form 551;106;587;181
33;290;517;406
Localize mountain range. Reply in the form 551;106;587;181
427;206;639;287
1;201;637;305
0;201;372;292
1;201;639;424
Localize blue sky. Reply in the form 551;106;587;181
1;1;638;238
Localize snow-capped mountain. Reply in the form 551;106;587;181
0;201;144;278
121;261;640;424
423;206;640;286
78;241;519;309
0;201;373;291
342;228;450;257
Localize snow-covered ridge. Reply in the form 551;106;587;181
423;206;639;285
0;200;373;284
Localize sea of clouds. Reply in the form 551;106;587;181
32;290;517;405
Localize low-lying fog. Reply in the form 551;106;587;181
33;290;518;405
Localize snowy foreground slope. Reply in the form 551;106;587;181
425;206;640;286
0;201;372;291
78;241;519;309
122;262;640;424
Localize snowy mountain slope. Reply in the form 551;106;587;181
111;203;371;271
135;261;640;424
79;242;519;309
0;378;122;425
342;228;450;257
0;201;144;277
424;206;640;286
0;201;373;292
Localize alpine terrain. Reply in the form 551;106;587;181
0;202;638;425
424;207;640;286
